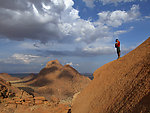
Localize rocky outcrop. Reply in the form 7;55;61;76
0;77;15;99
0;77;48;106
72;37;150;113
46;59;63;68
0;77;71;113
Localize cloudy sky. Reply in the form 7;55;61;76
0;0;150;73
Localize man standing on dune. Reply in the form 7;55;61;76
115;39;121;59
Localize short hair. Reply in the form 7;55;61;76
116;39;118;42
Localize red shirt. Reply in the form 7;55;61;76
117;40;120;47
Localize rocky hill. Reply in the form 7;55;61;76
72;37;150;113
21;60;91;102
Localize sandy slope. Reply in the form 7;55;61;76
72;37;150;113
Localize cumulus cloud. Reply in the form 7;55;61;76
82;0;143;7
72;5;139;43
0;0;120;45
0;0;106;44
0;0;75;43
72;20;112;44
0;0;140;46
97;5;140;27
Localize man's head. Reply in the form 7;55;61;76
116;39;118;42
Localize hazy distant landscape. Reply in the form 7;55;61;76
8;73;37;78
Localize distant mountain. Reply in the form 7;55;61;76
0;73;20;81
82;73;93;80
72;37;150;113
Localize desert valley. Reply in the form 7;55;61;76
0;37;150;113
